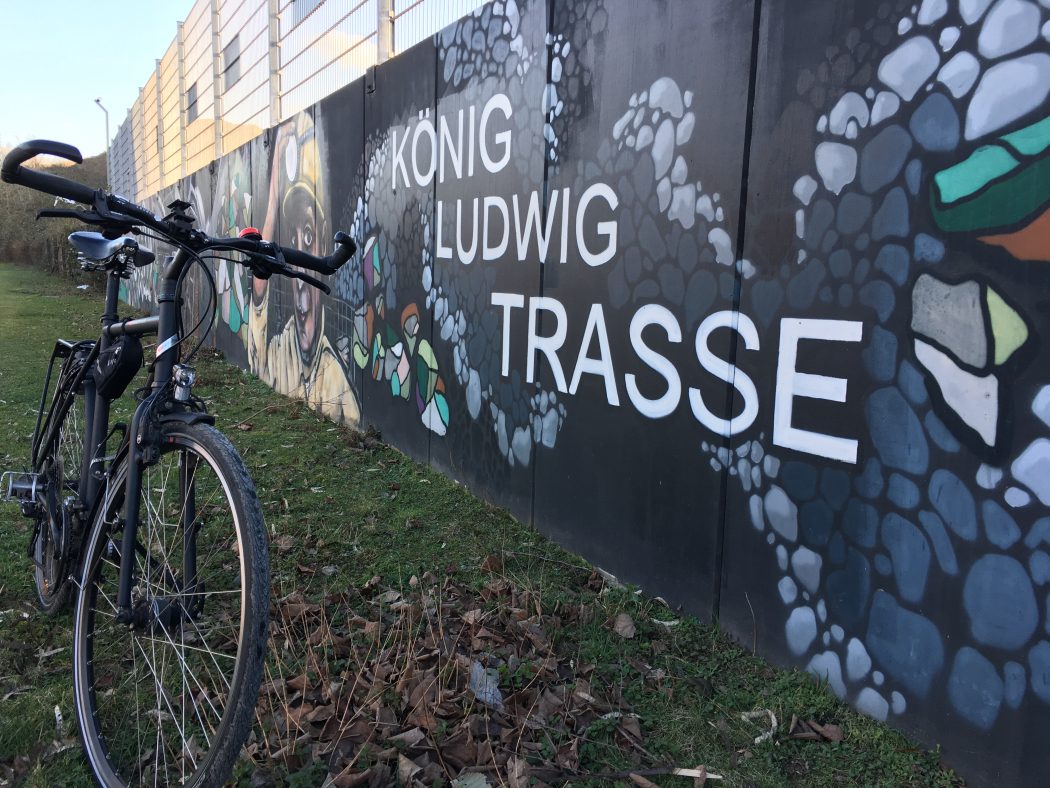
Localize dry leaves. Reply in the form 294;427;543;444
248;572;648;786
787;715;844;743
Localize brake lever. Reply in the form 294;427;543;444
37;208;103;222
241;247;330;294
246;259;274;280
37;209;138;239
282;266;331;295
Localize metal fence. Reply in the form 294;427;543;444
110;0;489;201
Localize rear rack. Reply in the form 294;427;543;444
31;339;96;467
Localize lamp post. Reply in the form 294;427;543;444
94;98;110;187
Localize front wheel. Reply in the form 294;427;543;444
72;423;269;786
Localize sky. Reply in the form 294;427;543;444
0;0;195;158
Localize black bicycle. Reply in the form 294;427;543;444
1;140;354;786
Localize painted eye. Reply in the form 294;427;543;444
303;224;314;248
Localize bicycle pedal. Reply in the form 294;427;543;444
2;470;42;503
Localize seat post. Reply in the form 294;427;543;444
100;271;121;352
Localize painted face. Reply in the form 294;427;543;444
290;200;321;362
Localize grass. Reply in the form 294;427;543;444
0;262;963;786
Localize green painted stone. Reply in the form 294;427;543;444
931;115;1050;234
933;145;1018;206
1001;114;1050;157
436;392;449;426
986;287;1028;365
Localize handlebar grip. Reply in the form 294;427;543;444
279;232;357;276
2;139;82;177
325;232;357;274
1;140;97;205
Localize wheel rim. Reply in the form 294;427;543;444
34;398;84;604
75;434;251;785
32;488;64;602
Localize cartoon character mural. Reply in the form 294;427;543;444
248;114;361;426
210;145;254;355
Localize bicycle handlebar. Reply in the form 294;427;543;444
1;139;97;205
2;139;356;285
280;231;356;276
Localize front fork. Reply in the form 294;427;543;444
114;393;155;624
114;249;204;626
114;387;202;626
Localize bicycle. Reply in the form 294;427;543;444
1;139;355;786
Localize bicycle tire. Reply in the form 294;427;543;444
33;352;91;613
72;422;269;787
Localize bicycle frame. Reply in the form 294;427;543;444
48;247;205;622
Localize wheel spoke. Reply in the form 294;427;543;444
74;428;265;786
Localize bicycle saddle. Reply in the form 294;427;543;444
68;231;155;266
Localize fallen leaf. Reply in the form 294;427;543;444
789;716;844;743
440;729;478;769
398;753;422;784
614;612;636;639
809;721;844;742
236;422;253;431
480;554;502;574
507;755;530;788
619;715;642;740
629;774;659;788
1;687;31;701
387;727;427;748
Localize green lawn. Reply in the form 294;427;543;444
0;262;962;786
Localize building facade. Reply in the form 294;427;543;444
109;0;488;199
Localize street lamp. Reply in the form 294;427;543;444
94;98;110;187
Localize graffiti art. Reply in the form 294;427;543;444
116;0;1050;780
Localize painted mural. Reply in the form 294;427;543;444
718;2;1050;781
117;0;1050;782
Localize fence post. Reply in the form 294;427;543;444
377;0;394;63
135;98;145;200
176;21;188;179
155;59;164;189
267;0;281;125
210;0;224;160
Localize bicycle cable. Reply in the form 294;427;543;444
135;228;218;365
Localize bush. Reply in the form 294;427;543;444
0;151;107;277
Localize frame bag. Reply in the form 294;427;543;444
92;335;143;400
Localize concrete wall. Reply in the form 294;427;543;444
122;1;1050;783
